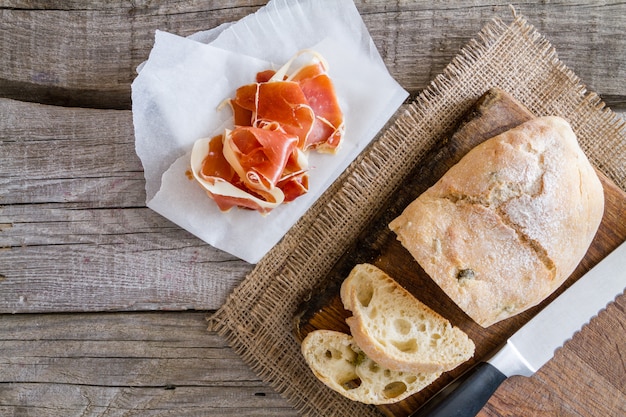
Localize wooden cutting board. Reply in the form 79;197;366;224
293;88;626;417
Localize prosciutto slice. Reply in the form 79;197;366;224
192;134;283;214
291;61;345;152
231;82;315;148
222;126;299;196
191;50;344;214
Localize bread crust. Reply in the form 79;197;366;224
389;116;604;327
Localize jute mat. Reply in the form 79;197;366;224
208;12;626;417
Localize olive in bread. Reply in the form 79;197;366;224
389;116;604;327
301;329;441;405
340;263;475;374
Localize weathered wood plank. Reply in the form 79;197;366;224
0;203;252;312
0;297;623;417
0;209;251;312
0;311;299;417
0;385;299;417
1;1;625;109
0;99;143;206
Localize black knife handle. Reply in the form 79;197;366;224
410;362;507;417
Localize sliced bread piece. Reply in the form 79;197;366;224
301;329;441;404
340;263;475;374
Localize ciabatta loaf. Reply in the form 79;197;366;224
301;329;441;405
340;263;475;374
389;116;604;327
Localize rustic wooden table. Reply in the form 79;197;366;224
1;1;624;416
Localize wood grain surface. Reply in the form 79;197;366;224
1;1;625;416
0;311;299;416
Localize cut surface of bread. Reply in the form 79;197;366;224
340;263;475;374
301;329;441;405
389;116;605;327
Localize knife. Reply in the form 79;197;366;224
410;240;626;417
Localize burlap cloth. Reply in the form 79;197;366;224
208;12;626;417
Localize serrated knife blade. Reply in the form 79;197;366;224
411;240;626;417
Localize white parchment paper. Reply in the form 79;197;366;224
132;0;408;263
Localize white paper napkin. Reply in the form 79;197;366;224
131;0;408;263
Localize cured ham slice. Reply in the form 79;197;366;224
256;69;277;83
279;171;309;203
231;81;315;148
222;126;299;195
192;134;283;214
291;61;345;152
191;50;344;214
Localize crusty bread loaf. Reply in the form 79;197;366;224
340;263;475;374
301;329;441;405
389;116;604;327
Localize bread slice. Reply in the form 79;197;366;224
301;329;441;404
340;263;475;374
389;116;604;327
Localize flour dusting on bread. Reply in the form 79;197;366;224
389;116;604;327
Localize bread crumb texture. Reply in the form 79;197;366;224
389;116;604;327
340;264;475;374
301;330;441;405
